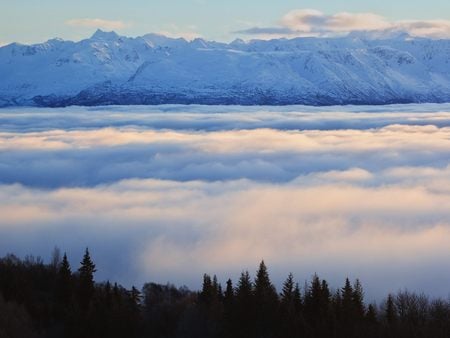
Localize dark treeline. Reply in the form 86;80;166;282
0;248;449;338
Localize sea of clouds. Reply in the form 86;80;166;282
1;103;450;300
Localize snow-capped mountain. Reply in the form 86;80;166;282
1;29;450;107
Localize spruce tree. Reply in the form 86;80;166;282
236;271;253;301
212;275;222;300
223;279;235;338
280;273;301;338
352;279;365;319
366;304;378;323
385;294;397;325
254;261;277;302
235;271;254;338
281;273;295;305
254;261;279;338
223;279;234;311
293;283;302;313
200;274;213;305
305;274;322;320
340;277;355;337
56;253;72;311
341;278;354;316
78;248;96;309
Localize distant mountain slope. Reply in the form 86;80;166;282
1;30;450;107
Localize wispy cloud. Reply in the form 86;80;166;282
235;9;450;39
65;18;129;31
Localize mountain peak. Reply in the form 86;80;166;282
142;33;188;48
91;29;119;41
231;38;246;45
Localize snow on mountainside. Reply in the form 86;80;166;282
1;29;450;107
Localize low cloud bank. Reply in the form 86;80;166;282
1;105;450;299
2;104;450;133
1;123;450;187
1;174;450;299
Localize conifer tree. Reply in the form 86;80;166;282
385;294;397;325
60;253;71;274
236;271;253;301
321;279;331;306
293;283;302;314
222;279;235;338
340;277;355;337
78;248;96;309
281;273;295;305
341;278;354;315
200;274;213;305
212;275;223;300
305;274;322;319
254;261;279;338
254;261;278;308
366;304;378;323
352;279;365;319
56;252;72;310
280;273;302;338
224;279;234;309
235;271;254;338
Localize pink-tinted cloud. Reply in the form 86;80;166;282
236;9;450;39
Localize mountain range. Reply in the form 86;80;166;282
1;29;450;107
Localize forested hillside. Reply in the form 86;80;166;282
0;248;449;338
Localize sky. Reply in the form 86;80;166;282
2;104;450;300
2;0;450;44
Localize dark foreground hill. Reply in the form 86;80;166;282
0;248;449;338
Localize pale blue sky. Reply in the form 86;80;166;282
1;0;450;44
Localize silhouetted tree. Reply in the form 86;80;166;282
280;273;301;338
353;279;365;319
235;271;254;338
385;294;397;325
254;260;279;338
77;248;96;310
56;252;72;313
222;278;235;338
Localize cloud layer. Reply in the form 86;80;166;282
236;9;450;39
1;104;450;299
1;174;450;299
1;108;450;187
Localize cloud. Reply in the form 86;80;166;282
2;103;450;133
1;105;450;188
396;19;450;39
1;124;450;187
1;175;450;299
281;10;390;33
65;18;129;30
1;105;450;299
236;9;450;39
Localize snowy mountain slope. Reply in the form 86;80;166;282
1;30;450;107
